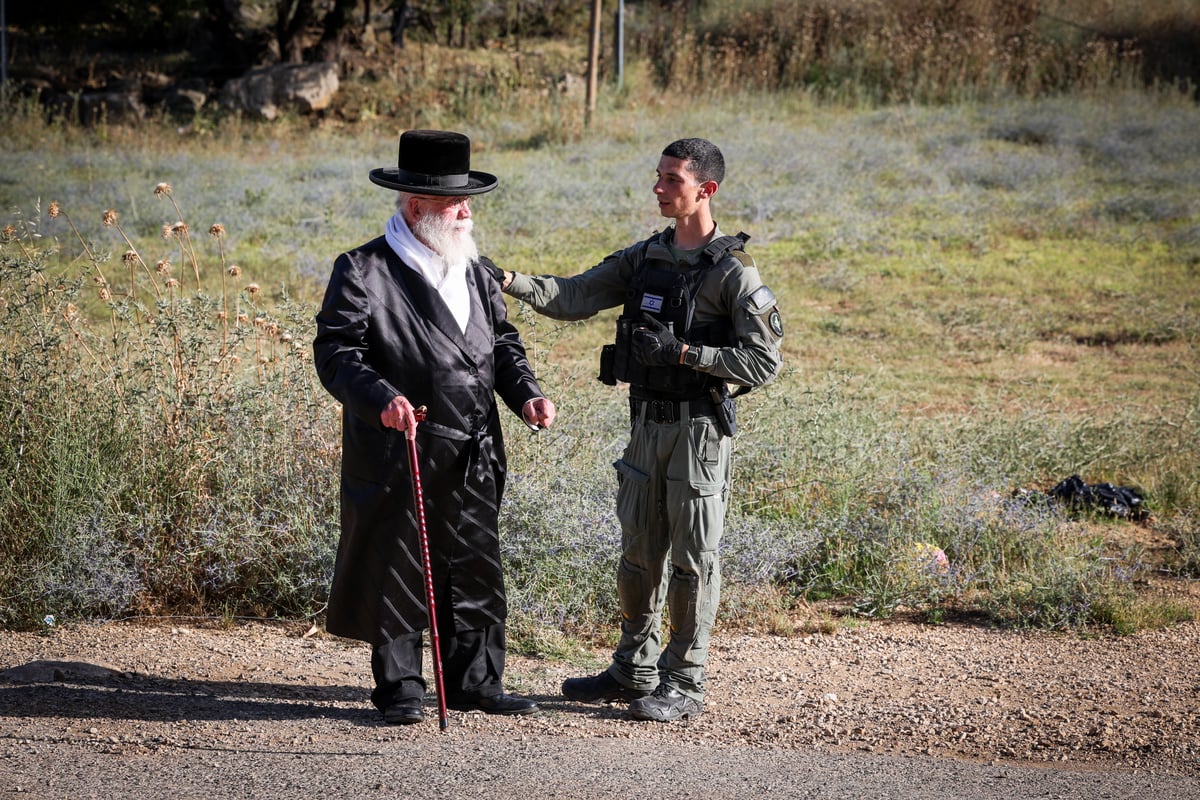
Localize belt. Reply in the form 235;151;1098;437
630;397;717;425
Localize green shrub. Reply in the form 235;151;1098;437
0;196;340;629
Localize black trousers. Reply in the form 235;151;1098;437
370;622;507;712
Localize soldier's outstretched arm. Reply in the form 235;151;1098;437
484;249;633;321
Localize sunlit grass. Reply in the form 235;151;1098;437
1;81;1197;636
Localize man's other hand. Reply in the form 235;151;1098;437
522;397;556;430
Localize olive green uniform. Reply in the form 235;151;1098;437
505;226;783;700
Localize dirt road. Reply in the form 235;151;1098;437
2;618;1198;798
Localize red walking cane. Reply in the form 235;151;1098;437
406;406;449;731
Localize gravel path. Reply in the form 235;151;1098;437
2;615;1199;798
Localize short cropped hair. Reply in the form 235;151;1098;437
662;138;725;185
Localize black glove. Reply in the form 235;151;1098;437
478;257;506;285
632;314;685;366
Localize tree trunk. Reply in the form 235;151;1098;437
390;0;410;48
315;0;358;60
276;0;318;64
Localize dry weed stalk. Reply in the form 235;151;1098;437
48;201;118;334
154;183;202;290
40;183;288;438
102;208;163;304
658;0;1146;102
209;223;231;356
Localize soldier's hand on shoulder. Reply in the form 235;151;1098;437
479;257;512;289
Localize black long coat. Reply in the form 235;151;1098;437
313;237;544;645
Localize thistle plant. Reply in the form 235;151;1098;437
209;223;230;355
154;182;201;290
0;184;340;629
102;208;162;305
46;201;118;335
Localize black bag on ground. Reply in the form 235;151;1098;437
1048;474;1147;520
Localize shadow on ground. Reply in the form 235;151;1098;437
0;659;368;723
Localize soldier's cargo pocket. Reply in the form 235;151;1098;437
687;478;724;498
667;477;726;552
614;458;653;534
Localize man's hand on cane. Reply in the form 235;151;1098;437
381;395;421;438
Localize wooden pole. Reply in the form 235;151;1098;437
1;0;7;107
614;0;624;89
585;0;602;127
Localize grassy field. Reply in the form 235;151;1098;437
2;73;1198;642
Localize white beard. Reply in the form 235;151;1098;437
412;214;478;279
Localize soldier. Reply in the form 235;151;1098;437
314;130;556;725
488;138;783;721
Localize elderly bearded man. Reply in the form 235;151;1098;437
314;130;556;725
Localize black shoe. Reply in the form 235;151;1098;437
447;692;539;716
561;671;652;703
382;699;425;725
628;683;703;722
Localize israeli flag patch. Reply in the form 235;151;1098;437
640;293;664;313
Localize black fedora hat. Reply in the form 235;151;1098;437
369;129;498;195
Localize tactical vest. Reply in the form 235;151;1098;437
604;232;748;400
